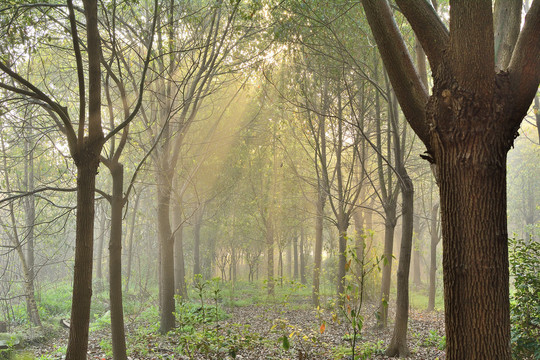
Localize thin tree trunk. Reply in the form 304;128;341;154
336;215;349;302
124;192;141;293
266;216;274;295
23;128;41;327
353;208;365;286
173;202;186;298
378;204;397;328
108;164;127;360
193;205;203;277
428;203;439;312
95;209;106;293
312;192;325;305
412;222;423;289
157;173;175;334
287;241;292;279
300;227;306;285
293;234;299;280
386;172;414;357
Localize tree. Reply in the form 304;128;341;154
362;0;540;358
0;1;155;357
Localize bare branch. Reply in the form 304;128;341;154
0;187;77;205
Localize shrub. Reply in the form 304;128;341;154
509;237;540;360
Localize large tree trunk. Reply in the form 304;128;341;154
435;130;511;359
427;203;439;312
386;172;414;357
157;173;175;334
427;64;513;358
108;164;127;360
66;150;101;360
377;203;397;328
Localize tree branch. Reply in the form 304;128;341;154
67;0;86;144
395;0;449;72
508;0;540;118
361;0;430;150
449;0;495;96
0;187;77;205
0;62;78;152
493;0;522;71
104;0;159;144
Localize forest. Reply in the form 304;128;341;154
0;0;539;359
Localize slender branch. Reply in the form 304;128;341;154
67;0;85;142
104;0;159;143
0;187;77;205
0;61;77;151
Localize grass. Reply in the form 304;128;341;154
410;289;444;312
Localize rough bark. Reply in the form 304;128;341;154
427;67;514;359
66;146;102;360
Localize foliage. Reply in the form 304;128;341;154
509;237;540;360
332;340;385;360
421;330;446;351
172;278;260;358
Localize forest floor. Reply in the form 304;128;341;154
24;296;446;360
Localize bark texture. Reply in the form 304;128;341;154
427;67;514;359
66;145;102;360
